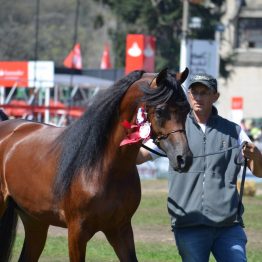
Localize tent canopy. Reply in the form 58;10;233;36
54;74;113;89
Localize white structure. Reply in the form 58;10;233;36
217;0;262;123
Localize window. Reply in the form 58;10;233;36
237;18;262;48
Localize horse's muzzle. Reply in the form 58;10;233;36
172;152;193;172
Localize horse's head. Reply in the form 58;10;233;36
141;68;192;172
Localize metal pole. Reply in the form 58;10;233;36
180;0;189;72
69;0;81;88
34;0;40;63
32;0;41;121
34;0;40;86
73;0;80;48
113;15;119;80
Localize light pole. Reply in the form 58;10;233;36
179;0;189;72
215;23;224;78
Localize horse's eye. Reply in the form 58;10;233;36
155;108;165;118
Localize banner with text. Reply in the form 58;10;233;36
0;61;54;88
186;39;219;78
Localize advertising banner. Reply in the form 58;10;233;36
0;61;28;87
125;34;156;74
0;61;54;88
231;96;243;125
143;35;156;73
186;39;219;78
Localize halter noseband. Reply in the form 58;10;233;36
147;75;186;147
153;129;186;147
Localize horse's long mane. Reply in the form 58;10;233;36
53;69;187;199
141;70;187;106
54;70;144;198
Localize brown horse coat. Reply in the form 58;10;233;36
0;69;191;262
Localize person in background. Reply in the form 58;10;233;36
252;126;262;152
0;108;9;121
137;73;262;262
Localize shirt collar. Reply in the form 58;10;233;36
189;106;218;124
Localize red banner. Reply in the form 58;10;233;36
231;97;243;110
0;61;54;88
143;36;156;72
125;34;156;74
0;61;28;87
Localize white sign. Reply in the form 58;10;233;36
186;39;219;78
28;61;54;88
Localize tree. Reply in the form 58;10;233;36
94;0;228;75
0;0;229;76
0;0;115;68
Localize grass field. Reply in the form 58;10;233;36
11;179;262;261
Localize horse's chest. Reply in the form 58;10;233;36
99;179;141;222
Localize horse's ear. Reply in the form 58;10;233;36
156;68;168;86
176;67;189;84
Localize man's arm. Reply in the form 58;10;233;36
136;147;153;165
243;142;262;178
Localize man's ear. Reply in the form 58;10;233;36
213;92;220;103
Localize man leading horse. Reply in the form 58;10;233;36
137;72;262;262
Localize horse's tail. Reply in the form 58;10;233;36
0;198;18;262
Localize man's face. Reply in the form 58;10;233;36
187;84;219;115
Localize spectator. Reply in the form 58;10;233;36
137;73;262;262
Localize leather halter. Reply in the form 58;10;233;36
153;129;185;147
147;74;186;147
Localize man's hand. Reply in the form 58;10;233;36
242;142;262;178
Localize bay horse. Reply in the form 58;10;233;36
0;68;192;262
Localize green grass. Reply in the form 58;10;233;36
11;180;262;261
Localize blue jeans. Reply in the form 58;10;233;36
173;225;247;262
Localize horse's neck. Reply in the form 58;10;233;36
100;81;146;175
105;93;142;172
107;120;141;163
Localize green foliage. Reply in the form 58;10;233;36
219;52;237;79
1;0;231;76
97;0;228;75
0;0;114;68
96;0;184;71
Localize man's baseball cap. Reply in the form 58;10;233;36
188;73;217;92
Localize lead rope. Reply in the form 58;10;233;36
141;141;249;226
141;143;167;157
235;157;248;227
142;142;246;159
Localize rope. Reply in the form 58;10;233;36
142;141;248;162
141;143;167;157
141;141;249;227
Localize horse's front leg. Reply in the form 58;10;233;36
67;221;94;262
104;221;138;262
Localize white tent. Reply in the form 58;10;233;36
54;74;114;89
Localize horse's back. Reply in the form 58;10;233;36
0;118;62;144
0;119;65;222
0;119;63;160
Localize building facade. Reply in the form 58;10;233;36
217;0;262;123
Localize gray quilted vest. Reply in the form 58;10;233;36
168;107;242;228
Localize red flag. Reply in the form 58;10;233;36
63;43;83;69
100;44;112;69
